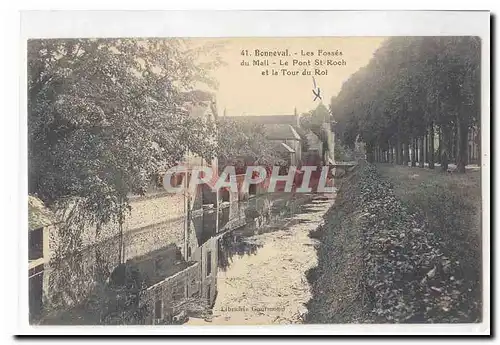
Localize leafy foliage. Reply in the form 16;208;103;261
28;38;221;230
300;103;332;161
331;37;480;170
216;118;286;170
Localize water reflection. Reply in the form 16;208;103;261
218;233;262;272
32;192;314;325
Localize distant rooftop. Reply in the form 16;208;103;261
266;124;301;141
223;114;302;141
224;114;298;126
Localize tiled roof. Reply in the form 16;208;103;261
224;115;297;126
223;115;302;140
266;124;301;140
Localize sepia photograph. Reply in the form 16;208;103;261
19;10;490;335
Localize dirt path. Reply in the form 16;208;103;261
187;197;334;325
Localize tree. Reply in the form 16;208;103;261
330;37;480;171
28;38;222;238
216;118;286;172
300;103;332;163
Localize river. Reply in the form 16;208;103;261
189;196;333;325
33;192;334;325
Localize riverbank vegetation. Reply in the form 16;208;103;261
306;162;481;323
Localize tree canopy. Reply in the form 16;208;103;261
216;118;286;171
331;37;480;172
300;103;333;162
28;38;221;228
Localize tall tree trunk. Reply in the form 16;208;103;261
396;137;401;165
429;123;435;169
477;127;481;165
415;138;419;163
411;138;417;167
403;141;410;166
450;123;456;163
424;133;428;164
440;125;450;172
419;136;425;168
118;215;124;264
400;142;404;165
456;115;468;173
366;142;374;163
437;126;442;164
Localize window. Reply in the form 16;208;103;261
154;300;162;320
29;267;44;320
206;286;211;302
154;286;163;320
170;173;184;188
206;251;212;276
187;247;192;260
220;188;230;202
249;183;257;196
153;257;162;274
173;285;184;300
29;228;43;261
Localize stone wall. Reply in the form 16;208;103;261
40;192;189;321
48;192;188;262
138;235;219;324
122;216;186;262
139;262;201;324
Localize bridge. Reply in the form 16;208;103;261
330;161;358;177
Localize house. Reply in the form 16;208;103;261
223;109;336;167
223;113;303;166
177;90;219;210
32;90;222;324
28;195;58;322
302;131;324;165
107;238;217;325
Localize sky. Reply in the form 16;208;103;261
189;37;386;117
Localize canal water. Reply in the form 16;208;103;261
33;192;333;325
189;196;333;325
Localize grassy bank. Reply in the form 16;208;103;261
306;162;482;323
377;164;482;322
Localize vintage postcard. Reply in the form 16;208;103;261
20;11;490;335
